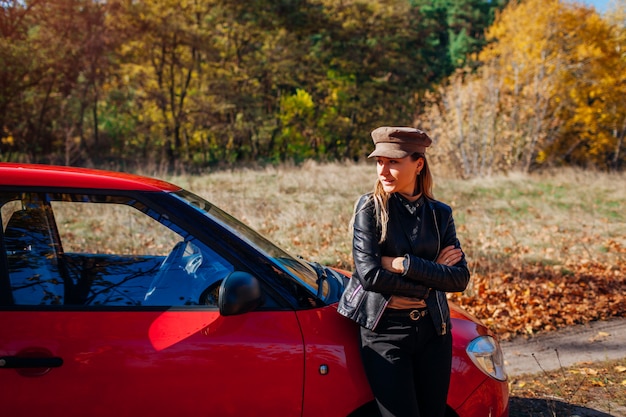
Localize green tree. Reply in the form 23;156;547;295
416;0;508;69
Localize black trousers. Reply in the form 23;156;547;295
359;310;453;417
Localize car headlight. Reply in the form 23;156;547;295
466;335;507;381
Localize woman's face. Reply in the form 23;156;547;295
376;156;424;199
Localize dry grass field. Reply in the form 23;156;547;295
163;162;626;342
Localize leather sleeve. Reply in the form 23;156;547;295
352;195;430;299
403;204;470;292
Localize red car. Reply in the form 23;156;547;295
0;163;508;417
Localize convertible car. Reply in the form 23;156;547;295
0;163;508;417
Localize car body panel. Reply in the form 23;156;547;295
296;304;373;417
448;303;493;410
453;374;510;417
0;310;305;417
0;162;179;192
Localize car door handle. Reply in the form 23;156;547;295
0;356;63;369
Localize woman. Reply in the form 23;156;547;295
337;126;470;417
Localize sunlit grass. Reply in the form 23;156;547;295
160;164;626;273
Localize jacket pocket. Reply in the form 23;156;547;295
337;279;364;318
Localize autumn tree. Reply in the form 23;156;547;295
0;0;515;168
605;0;626;169
419;0;626;175
0;0;118;165
538;1;626;169
0;0;63;162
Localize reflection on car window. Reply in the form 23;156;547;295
2;200;65;305
172;190;321;295
142;240;233;306
0;192;233;308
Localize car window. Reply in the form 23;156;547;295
0;192;234;308
173;190;322;294
2;199;65;305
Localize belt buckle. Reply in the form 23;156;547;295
409;309;424;321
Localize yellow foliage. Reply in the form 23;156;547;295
1;135;14;146
417;0;626;174
476;0;625;168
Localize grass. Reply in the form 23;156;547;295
510;358;626;416
163;163;626;275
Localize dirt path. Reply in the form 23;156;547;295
502;317;626;417
501;317;626;376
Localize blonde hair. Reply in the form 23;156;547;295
371;153;433;243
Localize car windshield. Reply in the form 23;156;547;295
171;190;321;293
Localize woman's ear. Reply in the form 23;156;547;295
416;157;425;174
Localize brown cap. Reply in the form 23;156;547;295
368;126;432;158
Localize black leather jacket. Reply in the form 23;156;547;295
337;193;470;334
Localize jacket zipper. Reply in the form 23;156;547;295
372;297;390;330
350;281;389;330
432;208;447;335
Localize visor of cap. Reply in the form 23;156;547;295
367;141;426;158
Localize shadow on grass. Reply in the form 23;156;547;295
510;396;617;417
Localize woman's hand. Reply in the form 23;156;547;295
381;256;405;274
382;246;463;274
437;245;463;266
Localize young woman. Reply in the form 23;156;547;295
337;126;470;417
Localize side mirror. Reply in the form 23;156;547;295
218;271;262;316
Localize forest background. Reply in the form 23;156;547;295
1;0;625;176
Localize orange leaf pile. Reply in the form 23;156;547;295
451;243;626;340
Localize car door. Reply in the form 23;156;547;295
0;190;305;417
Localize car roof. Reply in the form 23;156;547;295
0;163;181;192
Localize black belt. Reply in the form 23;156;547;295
385;308;429;321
